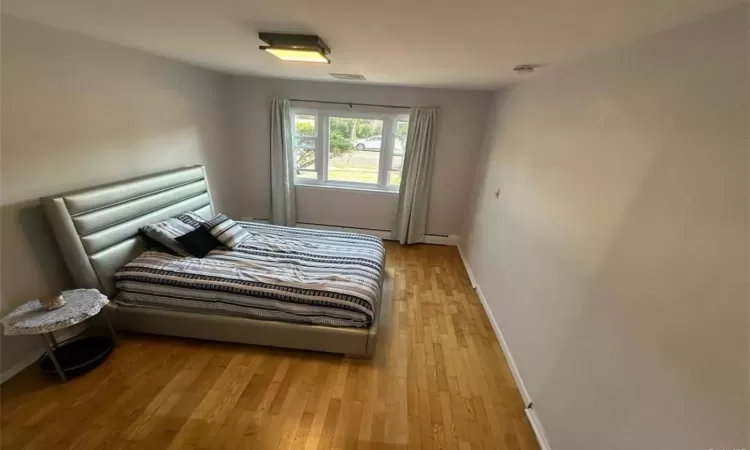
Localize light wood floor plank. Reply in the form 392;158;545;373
0;243;537;449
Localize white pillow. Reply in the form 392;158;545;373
200;214;251;249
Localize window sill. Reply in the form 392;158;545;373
294;182;400;196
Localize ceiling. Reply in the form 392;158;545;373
1;0;743;89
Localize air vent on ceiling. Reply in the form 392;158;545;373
330;73;367;81
513;64;545;74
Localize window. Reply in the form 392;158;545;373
390;118;409;186
291;108;409;192
292;113;317;180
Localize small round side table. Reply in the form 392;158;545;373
1;289;117;381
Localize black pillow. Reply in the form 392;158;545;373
175;228;221;258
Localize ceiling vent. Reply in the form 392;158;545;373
513;64;545;74
330;73;367;81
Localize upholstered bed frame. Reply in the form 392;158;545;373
42;166;387;358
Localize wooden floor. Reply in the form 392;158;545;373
0;243;537;450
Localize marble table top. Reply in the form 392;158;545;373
2;289;109;335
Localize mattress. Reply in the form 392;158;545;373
113;222;385;328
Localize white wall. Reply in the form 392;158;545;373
0;15;233;375
463;6;749;450
230;76;492;235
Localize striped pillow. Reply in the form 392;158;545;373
140;212;205;256
201;214;250;249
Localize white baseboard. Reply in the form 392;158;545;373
423;234;460;246
458;245;551;449
474;283;533;407
525;406;552;450
456;245;476;288
0;349;43;384
242;217;459;246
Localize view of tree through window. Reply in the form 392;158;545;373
292;109;409;190
328;117;383;183
293;114;317;179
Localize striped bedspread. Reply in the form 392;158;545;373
114;222;385;328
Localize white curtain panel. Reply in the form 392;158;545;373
269;97;296;226
392;107;438;244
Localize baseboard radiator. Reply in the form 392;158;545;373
244;218;460;246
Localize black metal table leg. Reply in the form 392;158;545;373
40;333;67;381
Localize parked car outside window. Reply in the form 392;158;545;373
353;135;404;153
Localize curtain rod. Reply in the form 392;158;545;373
288;99;411;109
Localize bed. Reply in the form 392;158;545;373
42;166;389;357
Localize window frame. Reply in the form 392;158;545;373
290;109;320;181
290;107;408;193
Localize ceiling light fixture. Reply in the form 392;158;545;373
259;33;331;64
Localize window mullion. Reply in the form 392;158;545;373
313;111;320;182
379;117;394;189
320;113;329;183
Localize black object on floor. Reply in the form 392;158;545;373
39;335;114;380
